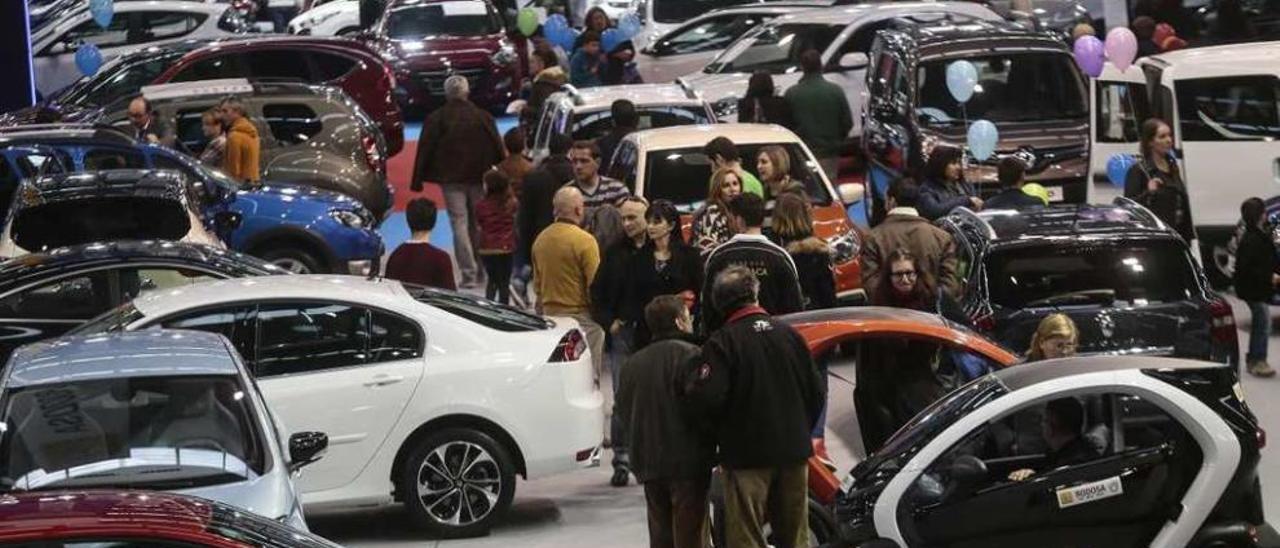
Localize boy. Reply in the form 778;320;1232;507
1234;197;1278;377
570;30;603;88
385;198;457;290
984;157;1045;209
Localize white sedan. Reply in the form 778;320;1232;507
74;274;604;538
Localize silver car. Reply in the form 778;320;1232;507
0;329;328;529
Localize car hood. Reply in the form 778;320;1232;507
178;468;297;524
994;304;1213;358
379;35;499;68
239;181;363;210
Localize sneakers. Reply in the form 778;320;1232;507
1247;359;1277;378
610;467;630;487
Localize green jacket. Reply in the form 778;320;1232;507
784;74;853;158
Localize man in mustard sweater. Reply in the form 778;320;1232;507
219;96;260;184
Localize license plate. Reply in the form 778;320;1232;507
1046;185;1064;202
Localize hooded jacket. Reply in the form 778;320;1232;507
529;67;568;114
782;236;836;310
223;117;260;183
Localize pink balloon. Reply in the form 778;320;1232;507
1105;27;1138;72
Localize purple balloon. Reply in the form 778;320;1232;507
1073;35;1105;78
1105;27;1139;72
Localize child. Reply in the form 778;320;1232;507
476;170;517;304
569;30;603;88
385;198;456;290
1234;197;1278;377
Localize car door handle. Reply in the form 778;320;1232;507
364;374;404;387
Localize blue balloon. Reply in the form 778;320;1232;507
75;44;104;76
618;13;641;39
89;0;114;29
1107;153;1138;188
946;60;978;103
967;119;999;161
601;28;623;53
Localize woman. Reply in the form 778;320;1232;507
1124;118;1195;242
621;200;703;346
918;145;979;220
996;313;1081;459
527;49;566;117
772;193;835;310
574;7;637;85
198;107;226;168
757;145;805;200
1026;313;1079;362
692;167;742;256
737;71;794;128
871;248;967;322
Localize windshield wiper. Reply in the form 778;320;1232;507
1025;289;1116;307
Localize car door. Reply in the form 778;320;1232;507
34;13;134;96
1089;64;1147;195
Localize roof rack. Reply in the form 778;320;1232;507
141;78;255;101
675;77;700;100
1112;196;1168;231
559;83;584;106
951;206;997;239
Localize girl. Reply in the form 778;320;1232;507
476;170;518;304
1026;313;1080;362
756;145;804;200
917;145;979;220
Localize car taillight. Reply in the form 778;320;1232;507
549;329;587;363
361;133;383;173
1258;427;1267;449
1208;298;1237;344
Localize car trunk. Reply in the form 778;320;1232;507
12;196;191;252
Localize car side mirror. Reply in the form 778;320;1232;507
214;210;243;233
289;431;328;471
838;182;865;204
949;454;988;487
838;52;869;70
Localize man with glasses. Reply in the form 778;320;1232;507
860;177;959;301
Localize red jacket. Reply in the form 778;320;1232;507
475;194;516;254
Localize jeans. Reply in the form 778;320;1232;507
608;323;635;468
267;7;297;33
1247;300;1271;362
722;463;809;548
441;183;484;286
480;253;513;304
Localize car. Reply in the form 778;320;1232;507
289;0;362;36
0;169;227;259
363;0;523;113
684;2;1002;129
1195;0;1280;41
830;355;1275;547
939;199;1238;365
0;491;343;547
0;240;281;360
76;274;605;538
605;123;866;302
530;83;716;164
635;1;833;84
96;79;394;219
861;18;1090;222
0;329;330;529
30;0;248;96
629;0;778;51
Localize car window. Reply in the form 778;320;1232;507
403;284;552;331
572;106;710;142
170;53;249;83
160;305;257;366
119;267;219;301
368;310;423;363
263;104;322;145
50;14;131;53
1096;81;1151;144
12;149;72;179
644;142;833;212
20;542;199;547
83;147;147;171
0;271;113;320
983;240;1196;308
74;56;178;107
606;140;639;189
135;11;208;43
707;23;843;74
311;52;358;81
174;107;212;154
652;0;759;24
0;159;18;211
653;13;768;56
830;19;892;67
868;50;897;98
255;302;370;377
1175;75;1280;141
245;50;313;82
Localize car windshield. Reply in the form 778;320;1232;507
644;142;832;212
385;1;499;39
706;23;843;74
653;0;761;23
916;52;1087;125
51;53;183;108
985;240;1197;309
403;284;552;331
571;106;711;141
0;375;265;492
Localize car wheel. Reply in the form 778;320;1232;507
337;26;362;36
399;428;517;538
259;248;325;274
1206;241;1234;289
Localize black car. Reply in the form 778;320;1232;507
940;198;1237;364
0;240;281;359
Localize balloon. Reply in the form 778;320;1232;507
1021;183;1050;205
945;60;978;103
1072;35;1105;77
1106;153;1138;188
601;28;623;53
89;0;113;29
75;44;103;76
1105;27;1138;72
966;119;999;162
618;12;641;39
516;8;538;36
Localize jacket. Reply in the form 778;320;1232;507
591;237;648;329
918;178;976;221
1124;158;1196;242
223;117;260;183
595;126;634;171
783;236;837;310
532;220;600;314
475;194;516;254
413;98;504;189
737;95;794;129
700;233;804;333
984;187;1044;210
783;74;852;158
621;243;703;345
616;333;715;482
496;153;534;197
528;67;568;115
1235;225;1277;302
860;210;960;299
569;49;602;88
687;306;823;468
519;155;573;260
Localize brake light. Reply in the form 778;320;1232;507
1208;298;1237;345
1258;428;1267;449
361;133;383;174
549;329;587;363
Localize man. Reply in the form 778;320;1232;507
413;75;505;289
265;0;300;33
700;193;803;333
617;294;714;548
591;195;650;486
860;178;959;300
703;136;763;198
687;266;823;548
1008;397;1102;481
127;96;174;147
784;49;853;183
219;96;260;184
532;187;606;419
596;99;638;172
567;140;630;250
984;157;1045;210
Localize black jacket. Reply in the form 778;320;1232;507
1124;158;1196;242
621;243;703;346
596;125;634;172
591;237;648;328
984;187;1044;210
781;236;836;310
518;155;573;260
617;333;715;482
737;95;794;129
687;307;822;468
700;234;804;333
918;177;977;221
1235;225;1277;302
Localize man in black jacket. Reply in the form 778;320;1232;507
515;133;575;300
688;266;823;548
700;193;803;333
595;99;638;172
617;295;714;548
1235;197;1278;377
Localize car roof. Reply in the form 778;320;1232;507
996;355;1231;392
1139;41;1280;80
115;35;379;66
554;83;707;111
774;1;999;26
7;330;239;388
782;306;1019;365
0;241;281;293
130;274;413;318
948;199;1176;243
140;78;336;104
624;123;801;150
884;17;1066;51
683;0;837;19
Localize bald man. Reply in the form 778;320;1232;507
127;96;174;147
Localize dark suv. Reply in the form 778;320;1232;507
862;18;1089;223
940;199;1237;364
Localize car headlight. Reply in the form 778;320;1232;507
329;209;366;228
827;228;860;264
491;44;517;66
713;96;739;119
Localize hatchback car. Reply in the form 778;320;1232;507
77;274;605;538
530;83;715;164
289;0;362;36
0;330;329;529
939;199;1237;364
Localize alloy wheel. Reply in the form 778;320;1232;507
272;257;313;274
415;441;503;526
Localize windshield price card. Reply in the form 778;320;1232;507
1056;476;1123;509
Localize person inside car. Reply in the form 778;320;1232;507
984;157;1044;210
990;313;1081;456
1007;397;1102;481
918;145;981;220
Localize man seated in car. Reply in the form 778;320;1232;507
1007;397;1101;481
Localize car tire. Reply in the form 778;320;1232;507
708;471;836;548
258;248;326;274
1204;240;1234;289
337;26;362;36
399;428;517;539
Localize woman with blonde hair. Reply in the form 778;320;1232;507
692;166;743;255
756;145;805;199
1026;313;1080;361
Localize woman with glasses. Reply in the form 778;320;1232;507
871;248;966;323
1026;313;1079;362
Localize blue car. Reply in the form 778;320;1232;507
0;125;382;274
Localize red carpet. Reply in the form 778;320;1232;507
387;140;443;211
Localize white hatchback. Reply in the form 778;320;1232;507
288;0;361;36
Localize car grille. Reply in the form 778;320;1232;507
416;68;486;96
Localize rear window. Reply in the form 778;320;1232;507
984;240;1197;309
404;284;551;331
572;106;710;142
643;142;832;212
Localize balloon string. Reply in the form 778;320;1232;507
961;102;970;166
1124;85;1141;159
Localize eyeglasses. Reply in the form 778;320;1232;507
890;270;918;280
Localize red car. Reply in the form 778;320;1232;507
0;491;342;547
364;0;522;113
